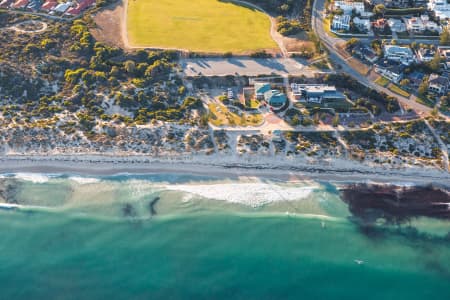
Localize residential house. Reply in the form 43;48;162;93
428;74;449;95
438;46;450;69
405;17;425;33
407;71;425;87
332;14;351;31
383;45;415;65
11;0;29;9
354;45;378;63
420;15;442;33
27;0;41;10
372;18;387;31
387;18;406;32
291;84;346;104
428;0;450;20
333;1;365;14
65;0;95;16
353;17;371;32
416;48;436;63
0;0;14;8
368;0;424;6
384;0;410;8
52;1;72;13
40;0;57;11
375;60;405;83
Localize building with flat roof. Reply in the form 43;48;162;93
332;15;351;31
291;84;346;104
383;45;415;65
375;60;405;83
254;82;271;100
265;90;287;108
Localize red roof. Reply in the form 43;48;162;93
11;0;29;8
40;0;57;10
0;0;14;8
65;0;95;15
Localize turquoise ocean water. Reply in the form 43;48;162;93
0;173;449;299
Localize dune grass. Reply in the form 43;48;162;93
127;0;277;53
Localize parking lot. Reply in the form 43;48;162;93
180;58;319;76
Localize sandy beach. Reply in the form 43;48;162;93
0;154;449;185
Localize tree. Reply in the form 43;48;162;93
440;29;450;46
373;4;385;16
399;79;410;87
291;114;300;126
345;38;360;49
428;52;441;72
418;77;429;96
431;107;439;117
124;60;136;74
332;114;340;127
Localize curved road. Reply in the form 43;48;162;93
312;0;434;115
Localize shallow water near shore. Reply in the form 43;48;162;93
0;173;449;299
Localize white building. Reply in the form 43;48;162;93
384;45;415;65
429;0;450;20
353;17;371;32
52;1;72;13
406;17;425;33
375;62;405;83
405;15;442;34
387;18;406;32
332;14;351;31
333;1;365;14
291;84;346;103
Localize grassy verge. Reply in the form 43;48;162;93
415;96;436;108
323;17;337;38
388;84;410;97
375;76;390;87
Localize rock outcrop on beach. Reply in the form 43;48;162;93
340;183;450;224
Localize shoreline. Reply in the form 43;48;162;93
0;155;449;186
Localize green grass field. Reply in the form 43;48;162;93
127;0;277;53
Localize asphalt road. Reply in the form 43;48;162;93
311;0;433;114
180;58;322;76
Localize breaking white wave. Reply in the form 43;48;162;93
14;173;50;183
69;176;101;184
164;182;316;207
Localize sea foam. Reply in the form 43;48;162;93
14;173;50;183
69;176;101;184
164;182;316;207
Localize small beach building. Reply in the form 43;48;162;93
264;90;287;108
291;84;346;104
254;82;271;100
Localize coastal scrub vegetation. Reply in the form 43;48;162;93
0;12;209;142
